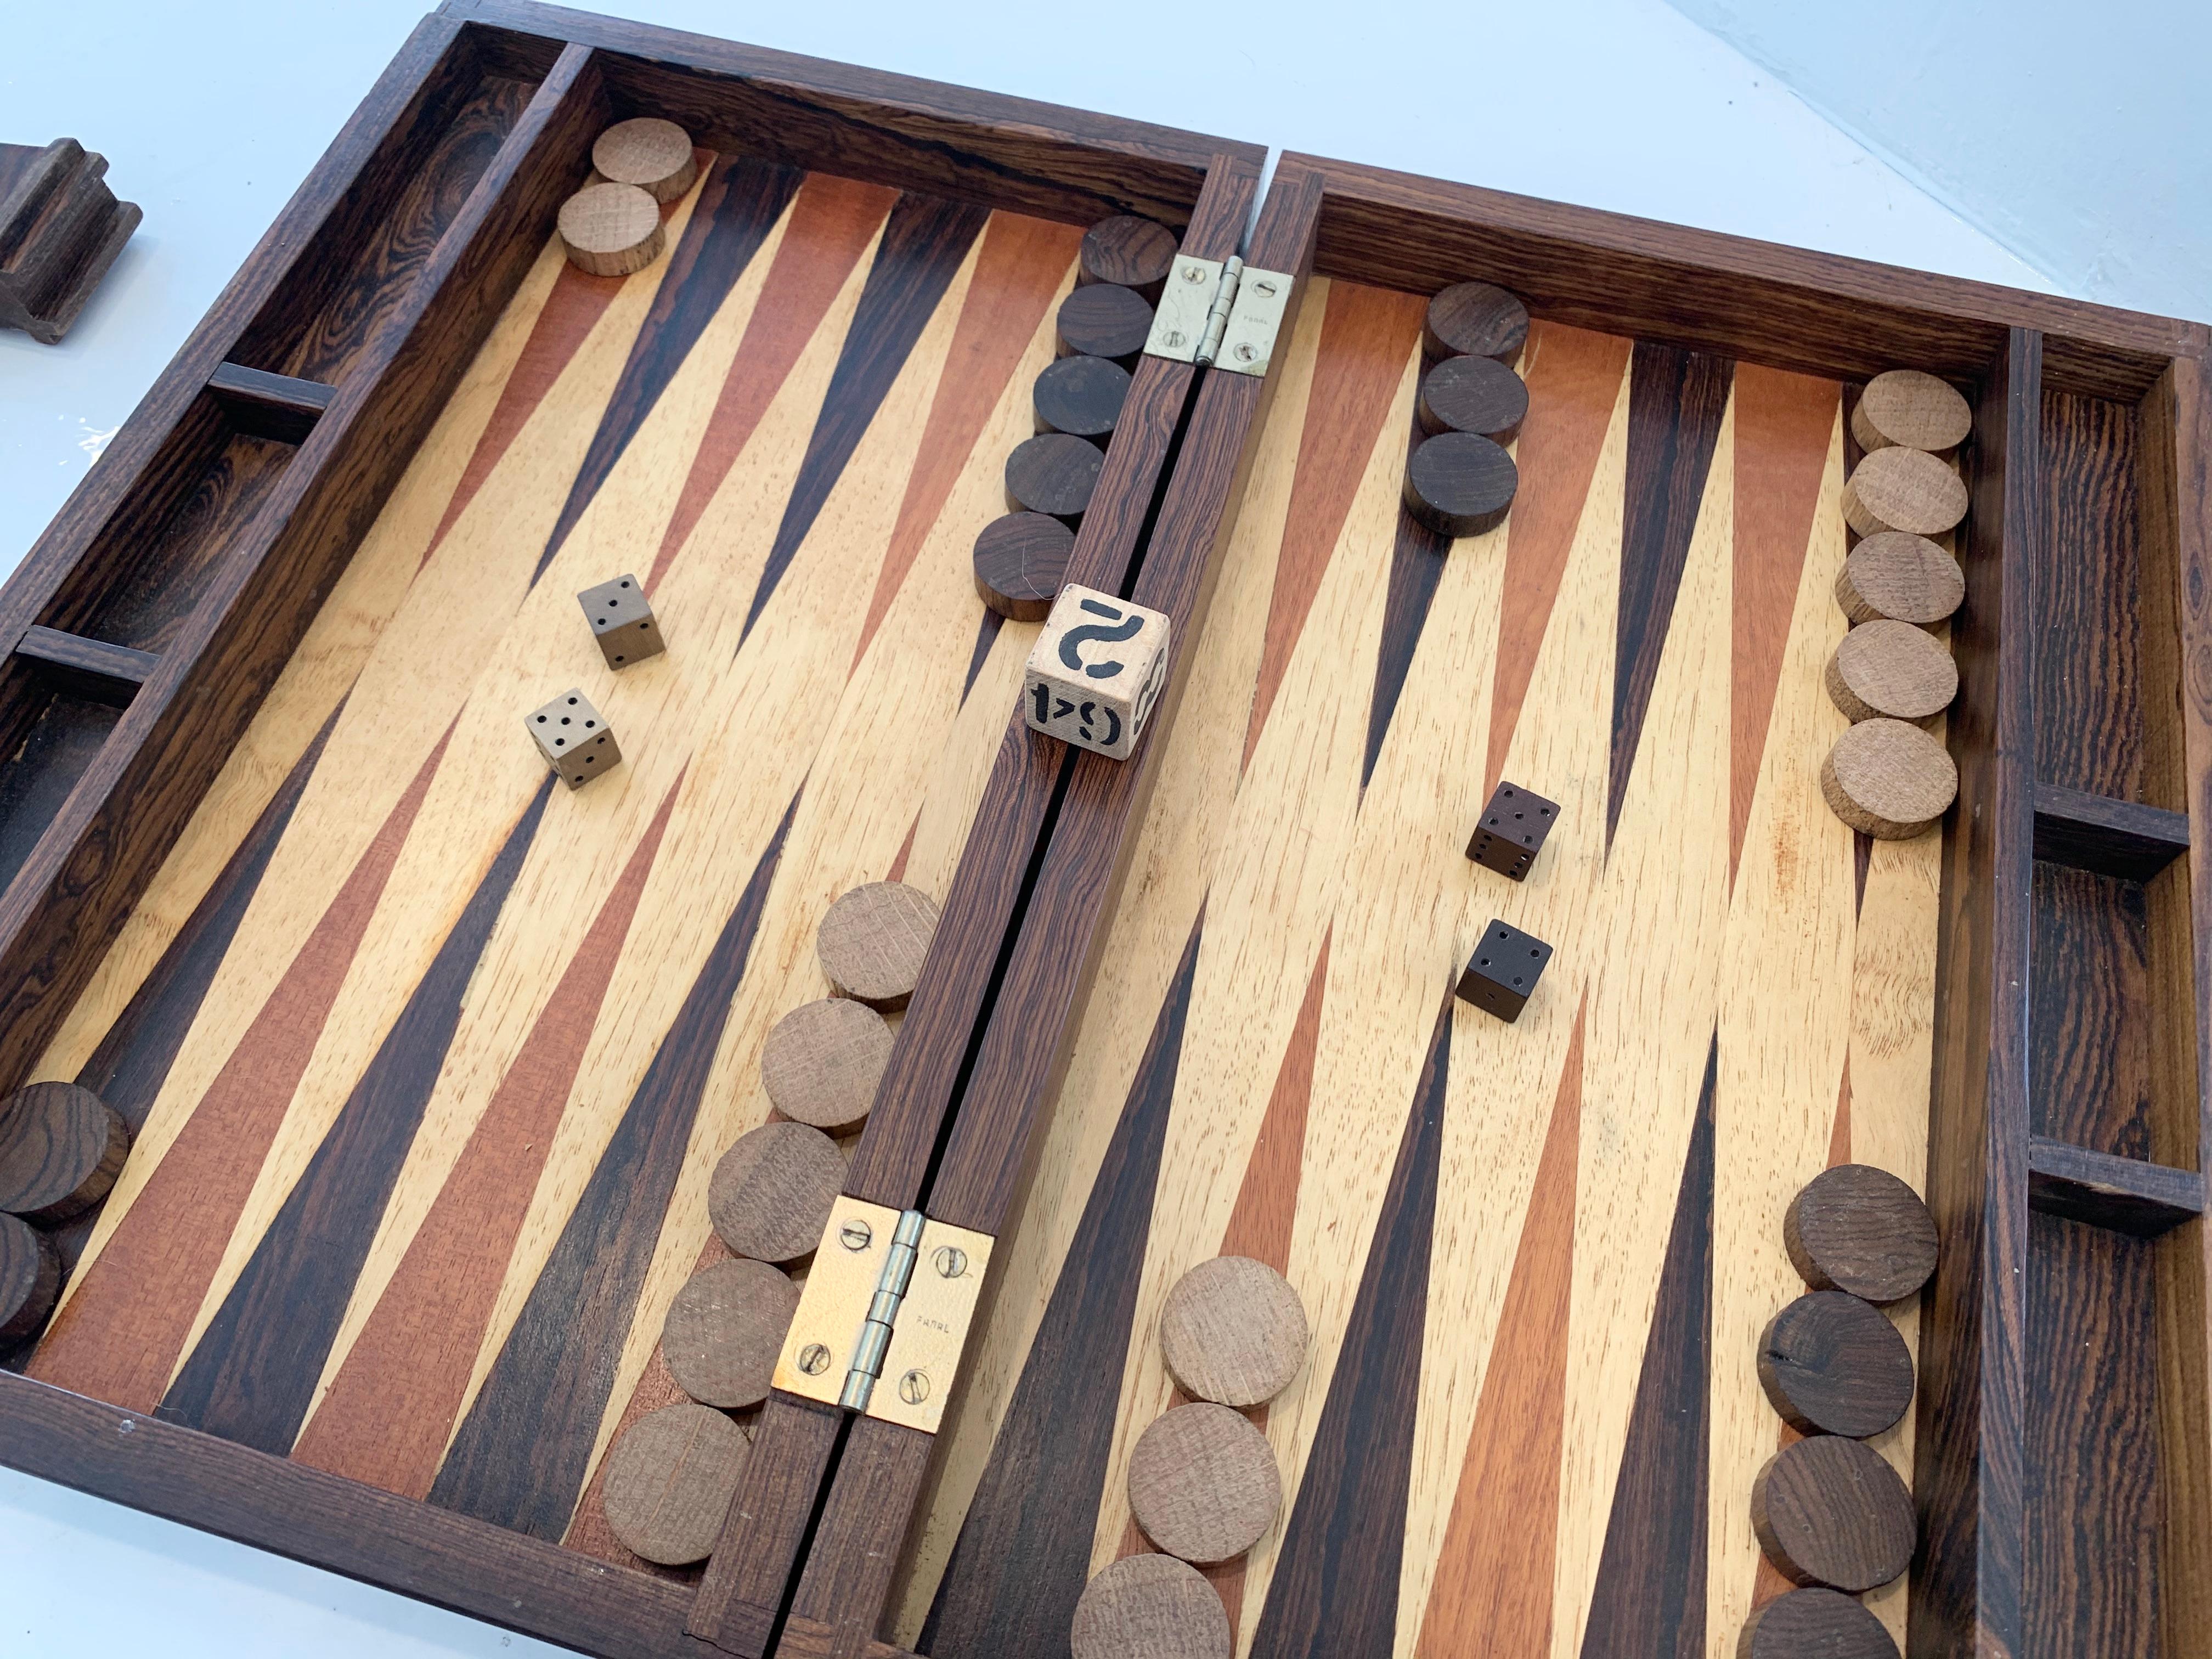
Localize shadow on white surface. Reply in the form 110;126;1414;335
0;1468;569;1656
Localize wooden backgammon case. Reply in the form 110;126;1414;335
0;6;2207;1658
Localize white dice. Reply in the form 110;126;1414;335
1022;583;1171;761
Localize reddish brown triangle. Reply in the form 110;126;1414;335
287;775;683;1497
884;811;922;886
421;268;629;571
1485;325;1635;796
1243;285;1427;772
31;726;456;1411
850;213;1084;672
1828;1057;1852;1169
1415;994;1585;1658
1729;364;1838;884
645;175;898;589
1219;934;1329;1272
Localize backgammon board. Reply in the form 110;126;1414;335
0;8;2207;1659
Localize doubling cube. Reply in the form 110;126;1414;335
1022;583;1171;761
578;573;665;668
1457;918;1553;1024
1467;780;1559;881
526;688;622;788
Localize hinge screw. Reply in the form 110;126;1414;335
1164;330;1186;347
1182;263;1207;283
898;1369;930;1404
1233;342;1257;362
797;1343;832;1375
933;1245;968;1278
839;1218;873;1251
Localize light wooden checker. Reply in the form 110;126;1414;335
760;996;893;1132
1825;619;1957;723
1127;1402;1282;1564
599;1400;750;1565
709;1122;845;1265
1849;369;1970;457
591;118;698;203
1070;1553;1230;1659
1841;446;1967;538
558;182;665;276
1821;717;1958;838
661;1255;799;1408
817;880;941;1012
1158;1255;1306;1408
1834;531;1963;627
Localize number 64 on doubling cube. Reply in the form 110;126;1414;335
1022;583;1172;761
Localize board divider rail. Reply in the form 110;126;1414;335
2027;1135;2207;1238
2138;350;2212;1659
756;157;1321;1659
206;362;340;445
686;137;1268;1659
2031;778;2190;882
11;625;161;708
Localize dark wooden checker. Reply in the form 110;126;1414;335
0;12;2207;1659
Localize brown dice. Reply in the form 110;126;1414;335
1466;781;1559;881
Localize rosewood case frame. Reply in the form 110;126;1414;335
0;10;2206;1659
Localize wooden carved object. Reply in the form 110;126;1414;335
0;138;138;342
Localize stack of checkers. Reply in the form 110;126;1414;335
1821;370;1971;840
1401;281;1530;539
1739;1164;1939;1659
557;117;697;277
596;879;939;1568
0;1081;129;1352
974;215;1178;622
1071;1256;1308;1659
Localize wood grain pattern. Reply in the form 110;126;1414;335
428;794;794;1535
2027;1135;2205;1237
291;781;680;1495
1576;1045;1712;1659
156;783;551;1451
540;150;807;575
1912;328;2040;1659
919;919;1201;1658
2032;782;2189;882
1610;343;1732;844
2137;351;2212;1659
1278;153;2198;399
29;729;452;1409
7;14;2205;1651
884;264;1945;1659
1249;996;1447;1659
1483;324;1633;796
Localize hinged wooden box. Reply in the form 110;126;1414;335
1;7;2206;1659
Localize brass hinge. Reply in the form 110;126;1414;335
772;1197;994;1435
1144;254;1293;376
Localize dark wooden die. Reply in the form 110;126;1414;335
1457;918;1553;1023
1467;780;1559;881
